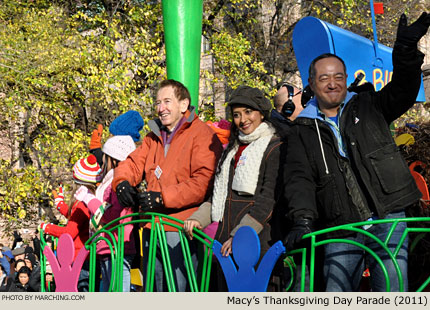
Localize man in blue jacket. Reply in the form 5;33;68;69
283;12;430;291
0;247;11;277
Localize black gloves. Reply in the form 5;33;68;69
284;218;314;252
13;231;22;242
396;12;430;47
116;181;138;208
116;180;163;211
348;82;375;94
137;191;163;212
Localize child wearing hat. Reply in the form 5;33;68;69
40;154;102;292
89;135;137;292
51;111;144;217
52;136;138;291
89;110;144;167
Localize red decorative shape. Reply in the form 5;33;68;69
411;171;430;200
363;268;370;277
373;3;384;15
408;161;429;209
87;154;97;165
409;160;426;174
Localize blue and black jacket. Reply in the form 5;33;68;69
284;43;423;237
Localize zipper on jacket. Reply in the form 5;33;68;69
314;117;372;222
338;124;373;222
314;119;329;175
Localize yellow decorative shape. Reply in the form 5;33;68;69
130;268;143;286
395;133;415;146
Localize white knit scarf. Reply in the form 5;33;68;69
96;169;114;202
211;122;275;222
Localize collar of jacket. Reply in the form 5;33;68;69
148;106;197;138
297;91;356;121
296;92;357;159
270;109;293;124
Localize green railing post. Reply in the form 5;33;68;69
288;217;430;292
39;230;47;292
116;226;125;291
88;243;97;292
309;235;316;292
39;214;430;292
178;229;198;291
157;218;177;292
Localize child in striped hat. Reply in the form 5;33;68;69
40;154;102;292
72;154;103;185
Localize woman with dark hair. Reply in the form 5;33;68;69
8;266;34;292
184;85;284;290
25;252;41;291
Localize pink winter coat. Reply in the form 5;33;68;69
89;170;136;256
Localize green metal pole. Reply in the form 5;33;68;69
162;0;203;112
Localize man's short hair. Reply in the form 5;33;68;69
158;79;191;109
308;53;347;82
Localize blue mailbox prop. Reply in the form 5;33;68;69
292;16;425;102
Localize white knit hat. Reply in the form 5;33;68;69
102;135;136;161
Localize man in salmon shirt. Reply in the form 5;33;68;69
113;79;222;291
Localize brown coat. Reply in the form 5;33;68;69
190;136;283;255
